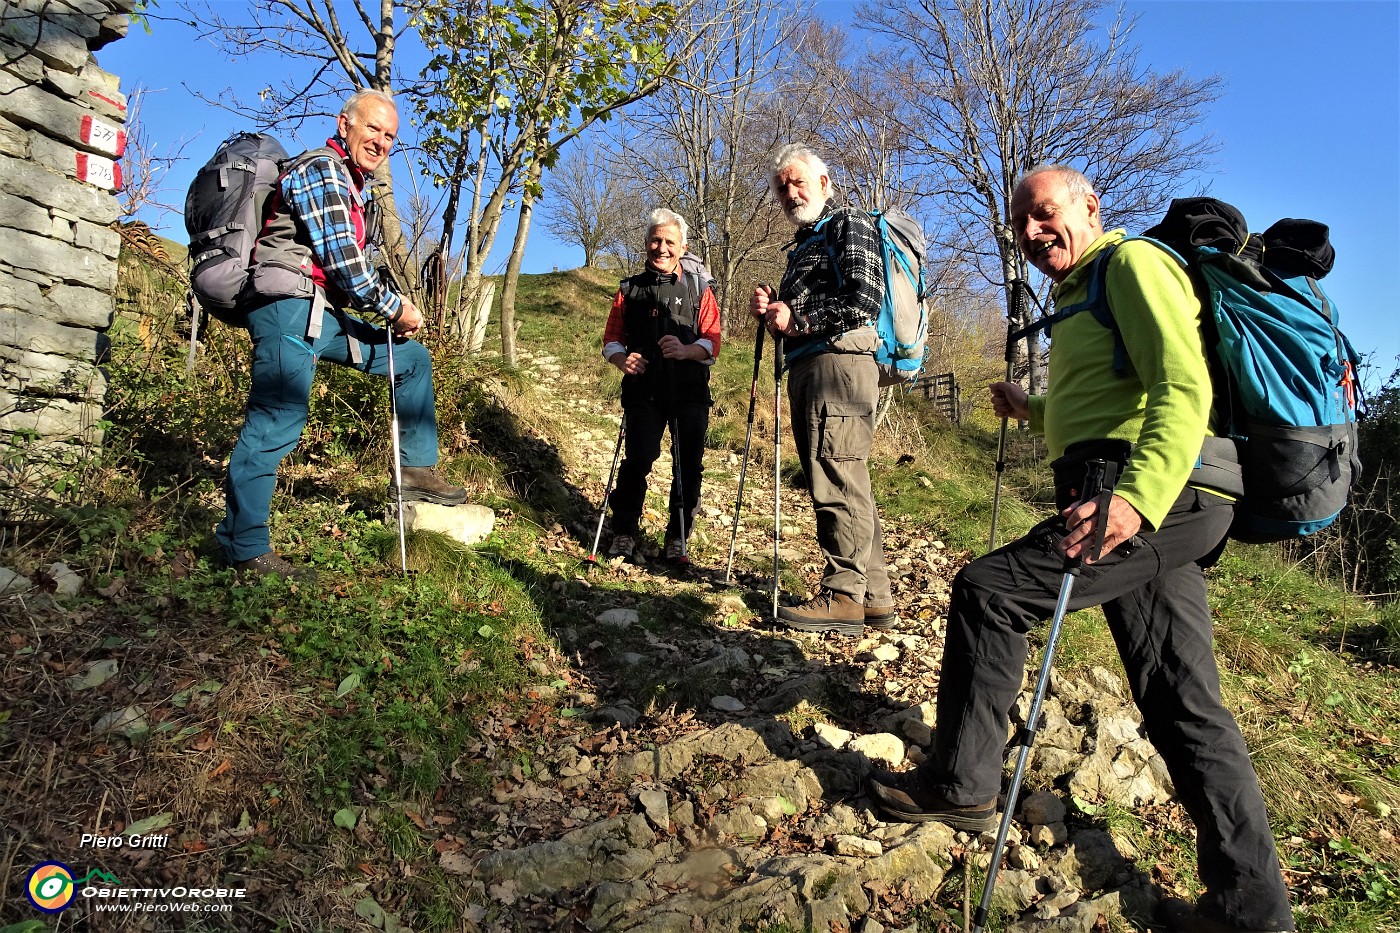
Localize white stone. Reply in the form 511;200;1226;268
636;788;670;831
831;834;882;857
867;644;900;662
596;608;638;628
402;501;494;546
0;566;32;595
848;732;905;768
93;704;146;737
48;560;82;596
66;658;116;691
710;695;745;712
810;722;854;749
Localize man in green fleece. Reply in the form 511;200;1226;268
867;165;1293;933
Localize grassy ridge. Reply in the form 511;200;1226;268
1;255;1397;930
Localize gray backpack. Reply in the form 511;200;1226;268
184;132;297;325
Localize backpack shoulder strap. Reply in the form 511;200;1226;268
1055;245;1126;374
1015;236;1188;378
683;268;702;315
1007;245;1119;351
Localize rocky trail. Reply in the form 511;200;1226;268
455;354;1193;932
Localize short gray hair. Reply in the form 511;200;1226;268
1018;163;1095;201
341;89;397;121
646;207;689;245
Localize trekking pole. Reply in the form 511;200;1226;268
771;323;784;623
988;278;1027;552
384;327;409;575
724;320;766;583
972;458;1117;933
586;412;627;568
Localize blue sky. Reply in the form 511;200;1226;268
100;1;1399;373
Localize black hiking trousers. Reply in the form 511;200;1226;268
923;483;1294;931
610;396;708;543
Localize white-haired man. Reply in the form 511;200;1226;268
217;89;466;581
868;165;1294;933
749;145;894;633
601;208;721;563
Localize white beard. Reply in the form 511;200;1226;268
786;198;826;226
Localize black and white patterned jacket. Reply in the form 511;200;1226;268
779;202;884;358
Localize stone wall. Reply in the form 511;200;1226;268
0;0;133;509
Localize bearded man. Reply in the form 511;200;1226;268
749;144;895;634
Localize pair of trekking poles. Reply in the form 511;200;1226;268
584;407;694;568
584;361;703;570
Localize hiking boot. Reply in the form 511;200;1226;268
396;466;467;506
864;600;898;630
233;552;317;584
776;590;865;635
608;533;637;559
1160;899;1293;933
866;769;997;832
664;536;689;565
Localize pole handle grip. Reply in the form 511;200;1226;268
1076;459;1119;564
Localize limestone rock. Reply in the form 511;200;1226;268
596;607;638;627
47;560;82;597
1021;790;1068;825
848;732;905;768
0;566;32;596
401;501;495;546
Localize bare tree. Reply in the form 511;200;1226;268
541;142;631;269
607;0;810;333
855;0;1221;392
119;85;194;224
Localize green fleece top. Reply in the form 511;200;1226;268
1026;230;1213;530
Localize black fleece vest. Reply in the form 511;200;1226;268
619;268;710;406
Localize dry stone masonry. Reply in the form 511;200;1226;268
0;0;133;511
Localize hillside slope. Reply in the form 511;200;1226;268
1;263;1397;931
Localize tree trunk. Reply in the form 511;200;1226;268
500;161;545;366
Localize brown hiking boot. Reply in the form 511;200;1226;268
776;590;864;635
233;552;317;584
396;466;467;506
866;769;997;832
864;600;898;630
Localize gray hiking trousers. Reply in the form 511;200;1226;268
924;472;1293;930
786;350;892;605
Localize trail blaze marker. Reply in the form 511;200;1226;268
75;152;121;190
79;114;125;157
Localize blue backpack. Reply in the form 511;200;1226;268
1042;198;1361;543
810;208;929;387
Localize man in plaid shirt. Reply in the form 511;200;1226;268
216;90;465;582
750;145;895;634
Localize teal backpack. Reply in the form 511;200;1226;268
1028;198;1361;543
810;208;929;387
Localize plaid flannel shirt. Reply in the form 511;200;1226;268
281;138;402;322
780;203;883;339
